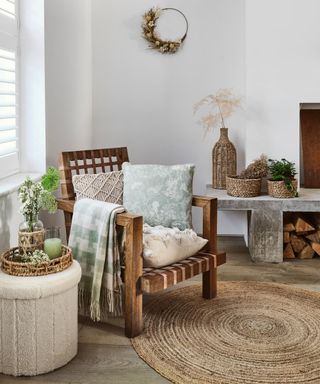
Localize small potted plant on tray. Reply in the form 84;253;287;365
267;158;298;198
18;167;60;255
1;167;74;277
226;155;268;197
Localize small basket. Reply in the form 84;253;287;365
1;245;73;277
226;176;262;197
18;229;45;255
267;179;298;198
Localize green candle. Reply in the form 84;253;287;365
44;238;62;259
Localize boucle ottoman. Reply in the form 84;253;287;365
0;260;81;376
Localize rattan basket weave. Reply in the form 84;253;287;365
267;179;298;198
1;245;73;277
226;176;262;197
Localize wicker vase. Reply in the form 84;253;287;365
212;128;237;189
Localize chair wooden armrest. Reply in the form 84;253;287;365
57;198;75;213
57;195;217;246
56;198;142;227
192;195;217;253
192;195;216;208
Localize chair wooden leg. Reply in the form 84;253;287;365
124;216;143;338
125;289;143;338
202;266;217;299
64;212;73;243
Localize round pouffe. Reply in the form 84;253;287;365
0;260;81;376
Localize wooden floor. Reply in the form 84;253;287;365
2;236;320;384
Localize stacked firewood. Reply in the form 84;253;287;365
284;213;320;259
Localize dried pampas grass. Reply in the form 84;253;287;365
194;88;242;135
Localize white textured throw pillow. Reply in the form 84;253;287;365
143;224;208;268
73;171;123;204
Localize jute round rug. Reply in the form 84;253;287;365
132;282;320;384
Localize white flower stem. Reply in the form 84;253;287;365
217;102;225;128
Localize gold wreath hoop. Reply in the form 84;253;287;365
142;7;189;54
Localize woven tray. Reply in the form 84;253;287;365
1;245;73;277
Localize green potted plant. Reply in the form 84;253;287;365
226;155;268;197
267;159;298;198
18;167;60;254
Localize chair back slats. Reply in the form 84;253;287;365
99;149;106;173
59;147;129;200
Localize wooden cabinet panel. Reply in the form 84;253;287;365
300;109;320;188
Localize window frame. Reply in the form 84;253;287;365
0;0;19;179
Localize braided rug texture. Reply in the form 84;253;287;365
132;282;320;384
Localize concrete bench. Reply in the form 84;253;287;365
206;187;320;263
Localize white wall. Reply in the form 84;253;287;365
44;0;92;167
91;0;247;235
246;0;320;178
43;0;93;234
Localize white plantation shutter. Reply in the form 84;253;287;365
0;0;18;178
0;0;15;19
0;48;17;155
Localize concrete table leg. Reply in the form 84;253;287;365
248;209;283;263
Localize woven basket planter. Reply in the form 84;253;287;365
1;245;73;277
226;176;262;197
18;229;45;255
267;179;298;198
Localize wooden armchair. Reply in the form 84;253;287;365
57;147;226;338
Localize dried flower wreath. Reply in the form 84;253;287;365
142;7;188;54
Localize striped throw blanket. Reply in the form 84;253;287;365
68;198;125;320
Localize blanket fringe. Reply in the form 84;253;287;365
79;286;123;321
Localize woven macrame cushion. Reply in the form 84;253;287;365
73;171;123;204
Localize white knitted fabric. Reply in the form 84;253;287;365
143;224;208;268
73;171;123;204
0;261;81;376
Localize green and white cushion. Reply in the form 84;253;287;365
122;163;194;230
